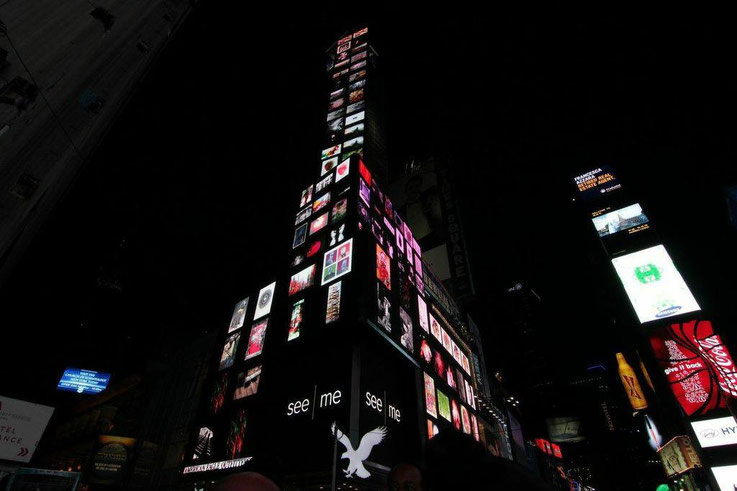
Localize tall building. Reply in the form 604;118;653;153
180;28;505;489
0;0;194;286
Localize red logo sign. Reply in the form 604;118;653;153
650;319;737;416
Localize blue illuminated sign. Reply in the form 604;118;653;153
57;368;111;394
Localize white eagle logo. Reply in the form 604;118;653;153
331;422;387;479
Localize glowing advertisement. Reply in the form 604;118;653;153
712;465;737;491
321;238;353;285
335;158;350;183
226;409;247;459
183;457;253;475
313;192;330;213
424;373;437;418
417;295;429;332
326;281;342;323
293;223;308;248
592;203;649;237
234;366;261;400
437;390;450;421
650;319;737;416
611;245;700;323
331;198;347;223
345;110;364;126
573;166;622;200
321;157;339;176
691;416;737;448
245;319;268;360
289;265;316;296
57;368;111;394
288;300;304;340
219;333;239;370
376;243;391;290
309;212;329;235
0;396;54;463
228;297;249;333
253;282;276;320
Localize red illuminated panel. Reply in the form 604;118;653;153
376;243;391;290
650;319;737;416
359;159;372;186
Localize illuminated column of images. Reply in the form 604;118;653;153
574;167;737;487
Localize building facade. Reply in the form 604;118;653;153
180;28;505;489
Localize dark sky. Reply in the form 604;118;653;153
2;5;737;402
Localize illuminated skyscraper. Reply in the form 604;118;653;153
182;28;505;489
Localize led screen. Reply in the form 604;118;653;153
57;368;111;394
309;212;329;235
326;281;342;323
329;223;345;246
376;283;391;331
327;117;344;133
345;123;364;136
344;136;363;151
326;108;344;122
359;178;371;206
691;416;737;448
193;427;214;460
210;373;228;415
335;158;350;182
376;243;391;290
321;156;339;176
650;319;737;416
461;406;471;435
316;173;333;193
331;198;347;223
253;282;276;320
346;101;365;114
228;298;249;333
219;333;240;370
328;98;344;111
350;79;366;91
289;264;316;296
321;144;342;160
313;192;330;212
245;319;268;360
399;307;413;353
234;366;262;400
417;295;429;332
573;166;622;200
712;465;737;491
299;185;313;208
293;223;308;248
345;110;365;126
611;245;700;323
451;400;461;430
437;390;450;421
226;410;247;459
424;373;437;417
321;238;353;285
295;207;312;225
288;300;304;340
349;89;364;103
429;314;442;342
592;203;649;237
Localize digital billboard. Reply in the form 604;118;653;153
712;465;737;491
650;319;737;416
591;203;649;237
326;281;342;323
57;368;111;394
289;264;316;296
228;298;249;333
573;166;622;200
0;396;54;463
376;243;391;290
288;300;304;340
437;390;450;421
253;282;276;320
424;373;437;417
611;245;700;323
245;320;268;360
321;238;353;285
234;366;262;400
691;416;737;448
219;333;239;370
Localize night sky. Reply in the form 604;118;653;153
2;5;736;403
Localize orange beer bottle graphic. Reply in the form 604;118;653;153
616;352;648;411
